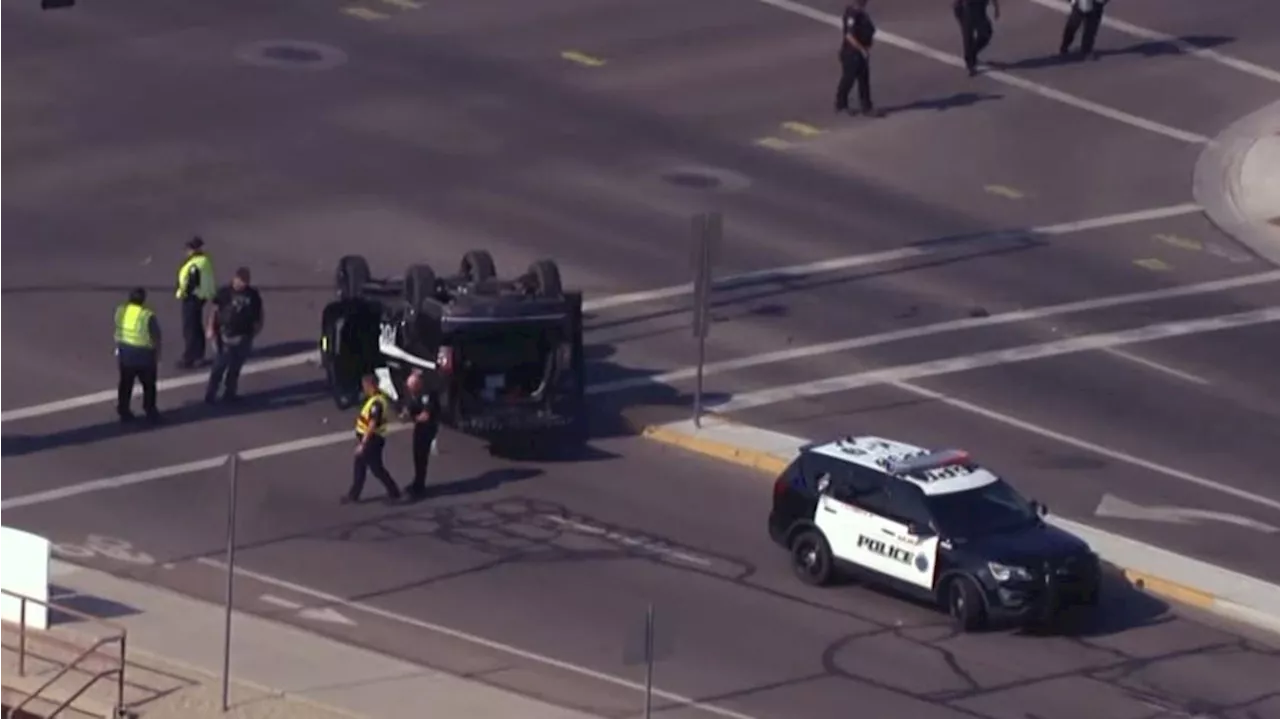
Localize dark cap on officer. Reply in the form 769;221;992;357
186;236;205;251
128;287;147;304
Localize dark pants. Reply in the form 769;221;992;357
206;338;252;402
118;362;159;419
349;434;400;501
410;425;438;493
954;4;993;71
1060;5;1104;55
835;51;873;113
180;298;205;366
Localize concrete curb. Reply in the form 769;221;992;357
1194;98;1280;267
643;419;1280;637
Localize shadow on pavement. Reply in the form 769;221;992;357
880;92;1003;116
47;584;142;625
0;379;328;458
993;34;1234;72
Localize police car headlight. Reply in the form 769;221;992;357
987;562;1033;582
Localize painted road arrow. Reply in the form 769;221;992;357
1095;493;1279;533
260;595;357;626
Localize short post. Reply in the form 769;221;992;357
18;597;27;676
643;603;655;719
690;212;721;428
220;453;240;712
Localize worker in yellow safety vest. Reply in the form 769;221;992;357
343;374;403;504
115;287;163;423
175;235;216;369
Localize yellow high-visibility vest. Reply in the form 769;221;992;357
114;303;155;348
355;393;390;437
175;254;215;300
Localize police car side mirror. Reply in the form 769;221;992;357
1032;501;1049;517
909;521;934;538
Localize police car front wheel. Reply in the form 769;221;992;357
945;577;986;632
790;530;834;586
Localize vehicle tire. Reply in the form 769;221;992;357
404;264;438;314
945;576;987;632
789;530;834;587
461;250;497;283
528;259;563;297
336;255;371;300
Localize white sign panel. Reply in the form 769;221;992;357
1;526;51;629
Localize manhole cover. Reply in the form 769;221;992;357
662;171;722;189
234;40;348;71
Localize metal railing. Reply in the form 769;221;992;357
2;588;128;719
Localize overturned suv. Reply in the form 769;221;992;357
319;250;587;441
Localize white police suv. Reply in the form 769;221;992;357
768;435;1101;631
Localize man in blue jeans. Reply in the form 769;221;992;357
205;267;263;404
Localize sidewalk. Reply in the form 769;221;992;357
643;417;1280;638
1;561;606;719
1195;98;1280;265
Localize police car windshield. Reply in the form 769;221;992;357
924;479;1037;539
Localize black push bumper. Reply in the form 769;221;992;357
981;559;1102;623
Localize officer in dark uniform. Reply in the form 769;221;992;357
115;287;163;424
835;0;881;117
1060;0;1107;59
954;0;1000;76
343;374;402;504
402;370;440;500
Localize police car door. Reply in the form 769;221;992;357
845;478;939;591
812;461;884;566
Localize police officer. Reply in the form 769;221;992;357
835;0;880;117
1060;0;1107;60
401;370;440;499
954;0;1000;76
175;236;215;369
115;287;163;424
343;374;402;504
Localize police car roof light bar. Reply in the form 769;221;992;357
884;449;971;476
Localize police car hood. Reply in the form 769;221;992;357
956;520;1090;564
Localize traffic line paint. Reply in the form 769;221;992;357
748;0;1211;144
542;515;713;566
638;420;1280;633
1102;348;1210;385
1133;257;1171;271
589;270;1280;395
194;558;761;719
1021;0;1280;85
378;0;423;8
984;184;1026;200
1154;233;1203;252
780;121;823;137
703;308;1280;417
9;303;1279;512
341;6;389;20
753;136;793;150
560;50;606;67
0;202;1207;424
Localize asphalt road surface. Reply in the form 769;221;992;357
5;0;1280;717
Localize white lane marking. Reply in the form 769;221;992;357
1095;493;1279;533
750;0;1210;144
0;203;1203;424
1103;347;1211;385
300;607;358;626
0;426;409;510
543;515;713;566
588;270;1280;394
707;308;1280;414
1022;0;1280;84
260;594;304;610
894;381;1280;513
195;558;759;719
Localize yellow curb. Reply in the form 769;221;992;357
642;425;790;475
1121;568;1217;610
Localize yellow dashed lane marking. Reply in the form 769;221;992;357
379;0;423;8
1134;258;1172;271
984;184;1025;200
754;137;793;150
343;6;389;19
1154;233;1202;251
560;50;606;67
781;121;824;137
